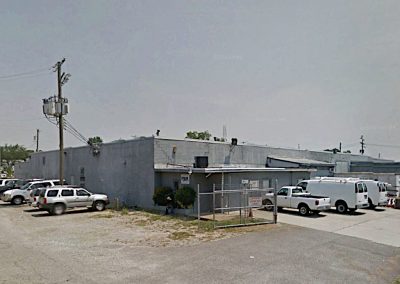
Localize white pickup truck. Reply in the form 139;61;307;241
263;186;331;216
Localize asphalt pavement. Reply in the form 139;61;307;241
254;207;400;247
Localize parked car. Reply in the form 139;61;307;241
0;179;19;187
38;186;109;215
1;179;62;205
0;179;42;194
263;186;331;216
297;178;369;214
28;188;44;208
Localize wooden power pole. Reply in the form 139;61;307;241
55;59;68;185
36;129;39;152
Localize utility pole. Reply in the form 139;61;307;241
35;129;39;152
360;135;365;155
43;59;70;186
57;60;64;185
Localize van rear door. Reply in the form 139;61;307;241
378;183;388;205
355;182;368;208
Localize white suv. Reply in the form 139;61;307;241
1;180;61;205
38;187;109;215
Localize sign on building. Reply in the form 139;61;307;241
181;174;190;185
249;180;259;189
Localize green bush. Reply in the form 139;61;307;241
152;186;174;206
175;186;196;209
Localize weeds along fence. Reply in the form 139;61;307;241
197;183;278;229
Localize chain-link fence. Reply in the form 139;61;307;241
197;183;278;229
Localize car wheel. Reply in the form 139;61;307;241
298;204;310;216
368;198;376;209
94;201;106;211
263;199;273;211
336;201;348;214
52;204;65;215
11;196;23;205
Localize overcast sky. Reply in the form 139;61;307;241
1;0;400;160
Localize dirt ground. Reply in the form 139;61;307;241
89;209;277;247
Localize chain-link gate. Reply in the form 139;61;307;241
197;183;278;229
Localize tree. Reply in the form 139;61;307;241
175;186;196;209
185;131;212;140
87;136;103;146
0;144;33;162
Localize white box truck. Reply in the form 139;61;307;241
297;178;369;214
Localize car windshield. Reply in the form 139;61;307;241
20;183;31;190
15;180;26;187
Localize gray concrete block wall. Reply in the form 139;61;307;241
15;137;155;208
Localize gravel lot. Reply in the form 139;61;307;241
0;201;399;284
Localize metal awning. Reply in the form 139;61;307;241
267;156;335;167
154;164;316;173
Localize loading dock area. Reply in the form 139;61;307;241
254;207;400;247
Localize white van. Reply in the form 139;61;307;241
297;178;369;213
361;180;388;208
314;177;388;209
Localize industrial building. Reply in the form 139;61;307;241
15;136;398;211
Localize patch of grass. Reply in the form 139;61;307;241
215;217;267;227
134;219;149;226
196;221;214;232
168;231;194;240
393;276;400;284
120;207;129;215
90;213;114;219
148;214;172;222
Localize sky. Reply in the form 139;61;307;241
1;0;400;160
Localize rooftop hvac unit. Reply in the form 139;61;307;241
194;156;208;168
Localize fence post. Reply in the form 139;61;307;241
213;184;216;229
197;184;200;230
273;179;278;224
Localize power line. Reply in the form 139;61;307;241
0;67;52;79
64;122;88;144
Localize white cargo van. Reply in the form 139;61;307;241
360;180;388;208
314;177;388;209
297;178;369;214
